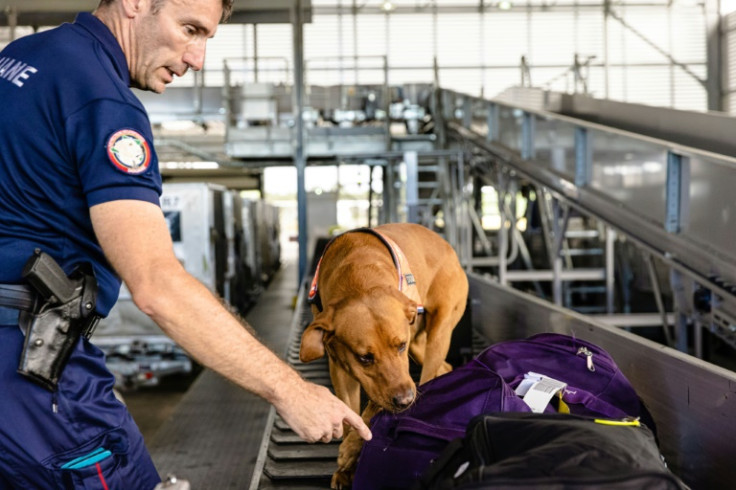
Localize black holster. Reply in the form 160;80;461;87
17;257;99;392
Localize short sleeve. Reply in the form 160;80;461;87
64;98;162;207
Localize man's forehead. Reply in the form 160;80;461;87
165;0;223;31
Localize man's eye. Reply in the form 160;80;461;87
398;342;407;353
356;353;374;366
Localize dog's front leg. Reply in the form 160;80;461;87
332;401;381;489
329;361;361;414
418;309;461;385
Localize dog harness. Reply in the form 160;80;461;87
308;227;425;314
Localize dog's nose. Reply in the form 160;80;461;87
392;389;415;410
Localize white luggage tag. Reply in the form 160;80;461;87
515;372;567;413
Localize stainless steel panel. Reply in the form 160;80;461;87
561;92;736;158
469;273;736;490
447;94;736;286
226;127;292;158
588;130;669;225
469;98;490;136
226;125;387;159
533;116;577;180
686;154;736;263
133;87;224;124
305;126;387;157
498;105;524;153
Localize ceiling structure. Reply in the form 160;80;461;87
0;0;311;27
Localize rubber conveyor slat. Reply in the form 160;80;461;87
249;293;340;489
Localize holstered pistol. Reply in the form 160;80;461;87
17;249;98;391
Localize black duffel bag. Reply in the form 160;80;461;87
416;412;689;490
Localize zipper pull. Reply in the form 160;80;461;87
577;346;595;372
52;393;58;414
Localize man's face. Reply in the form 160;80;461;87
131;0;222;93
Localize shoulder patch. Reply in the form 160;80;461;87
106;129;151;174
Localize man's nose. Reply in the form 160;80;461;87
183;40;206;71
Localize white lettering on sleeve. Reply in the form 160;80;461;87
0;57;38;87
12;66;37;87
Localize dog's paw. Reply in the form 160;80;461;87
330;468;354;489
331;430;363;488
437;361;453;377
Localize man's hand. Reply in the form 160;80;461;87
274;379;372;443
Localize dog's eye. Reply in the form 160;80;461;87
356;353;374;366
398;342;407;353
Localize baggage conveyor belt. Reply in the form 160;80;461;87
249;294;339;490
250;271;736;490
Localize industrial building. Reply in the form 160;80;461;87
1;0;735;488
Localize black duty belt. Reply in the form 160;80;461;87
0;284;36;311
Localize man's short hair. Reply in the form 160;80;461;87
97;0;234;22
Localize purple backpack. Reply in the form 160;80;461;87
352;361;531;490
475;333;652;424
352;333;651;490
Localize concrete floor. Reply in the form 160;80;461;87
122;371;197;444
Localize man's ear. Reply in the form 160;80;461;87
300;315;334;362
120;0;147;18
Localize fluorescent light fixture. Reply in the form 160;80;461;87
498;1;512;10
381;1;395;11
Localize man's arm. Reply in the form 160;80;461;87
90;199;371;443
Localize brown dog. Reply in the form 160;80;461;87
299;223;468;489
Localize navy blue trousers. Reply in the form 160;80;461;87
0;308;161;489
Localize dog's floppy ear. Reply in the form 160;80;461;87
404;298;419;325
300;313;334;362
386;286;418;325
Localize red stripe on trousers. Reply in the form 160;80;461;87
96;462;110;490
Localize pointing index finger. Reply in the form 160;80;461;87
343;410;372;440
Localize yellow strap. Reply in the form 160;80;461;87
593;418;641;427
557;392;570;414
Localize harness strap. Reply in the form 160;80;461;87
308;227;425;313
0;284;36;311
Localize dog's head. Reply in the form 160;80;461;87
300;286;419;412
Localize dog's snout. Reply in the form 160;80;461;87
392;388;416;410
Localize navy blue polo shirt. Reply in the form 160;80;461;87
0;13;162;316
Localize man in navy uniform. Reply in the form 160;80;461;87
0;0;370;487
